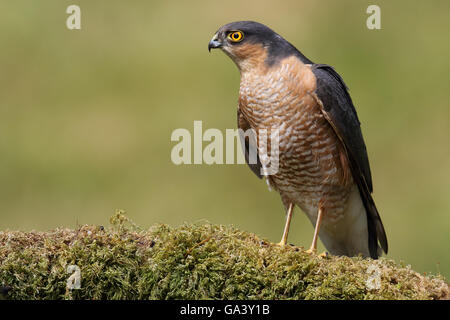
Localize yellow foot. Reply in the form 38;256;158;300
276;240;287;247
305;249;328;258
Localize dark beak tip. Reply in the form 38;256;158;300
208;39;222;52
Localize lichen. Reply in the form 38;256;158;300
0;212;448;300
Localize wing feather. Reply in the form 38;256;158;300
311;64;388;257
237;108;263;179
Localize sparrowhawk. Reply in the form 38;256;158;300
208;21;387;259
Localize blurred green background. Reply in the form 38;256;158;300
1;0;449;279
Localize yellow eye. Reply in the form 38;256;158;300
228;31;244;42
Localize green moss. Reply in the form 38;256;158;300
0;212;448;300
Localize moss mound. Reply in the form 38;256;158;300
0;212;448;300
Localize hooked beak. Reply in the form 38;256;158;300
208;34;222;52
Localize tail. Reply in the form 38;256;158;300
357;181;388;259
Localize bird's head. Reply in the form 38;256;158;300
208;21;300;73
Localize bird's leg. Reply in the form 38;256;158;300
277;203;294;246
306;205;324;254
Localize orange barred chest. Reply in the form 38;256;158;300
238;59;353;218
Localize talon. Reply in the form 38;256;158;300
318;251;328;258
305;248;316;255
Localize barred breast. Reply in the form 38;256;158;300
238;56;353;226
